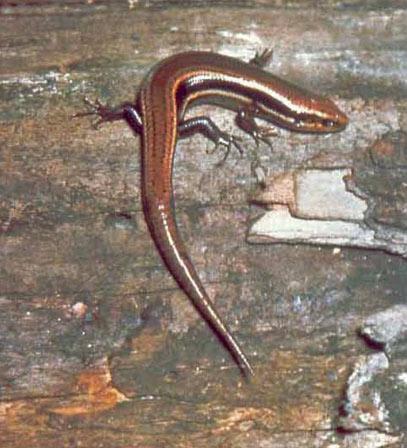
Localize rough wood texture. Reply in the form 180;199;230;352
1;2;406;447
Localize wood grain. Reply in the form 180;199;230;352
1;2;406;447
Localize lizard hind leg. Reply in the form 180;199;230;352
73;96;143;133
178;116;243;166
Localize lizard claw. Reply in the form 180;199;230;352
72;96;124;128
250;126;276;149
210;133;243;166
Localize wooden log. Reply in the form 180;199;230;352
1;2;406;447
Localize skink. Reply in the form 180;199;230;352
78;50;348;378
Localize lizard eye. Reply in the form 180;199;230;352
323;119;335;128
293;118;302;128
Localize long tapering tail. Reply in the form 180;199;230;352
141;187;253;378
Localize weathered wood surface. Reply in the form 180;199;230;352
1;1;406;447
